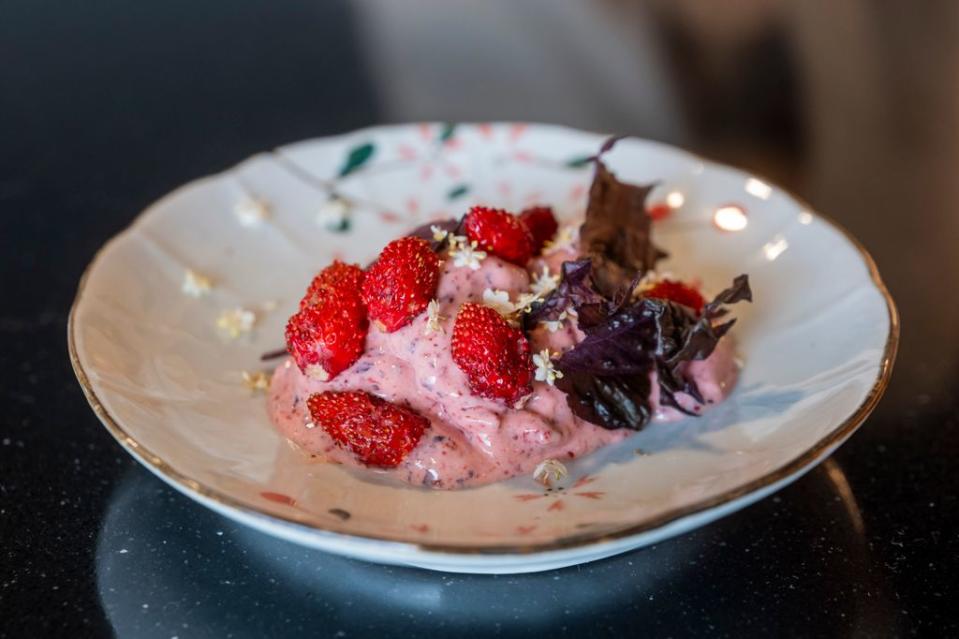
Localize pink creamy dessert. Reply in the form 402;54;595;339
268;240;739;489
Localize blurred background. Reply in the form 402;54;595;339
2;1;957;636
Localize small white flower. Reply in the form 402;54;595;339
234;196;270;227
430;225;449;242
304;421;316;430
241;370;271;392
533;458;568;487
541;310;568;333
181;269;212;298
424;299;445;334
529;265;559;297
542;225;577;255
216;307;256;338
533;349;563;385
451;240;487;270
513;292;541;314
482;289;515;316
446;233;469;251
316;197;350;231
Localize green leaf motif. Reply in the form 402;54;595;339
338;142;375;178
447;184;470;200
438;122;457;143
326;217;352;233
565;155;595;169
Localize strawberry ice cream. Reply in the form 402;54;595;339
268;240;740;489
269;141;751;489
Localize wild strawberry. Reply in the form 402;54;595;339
362;236;441;332
285;290;368;380
647;202;673;221
519;205;558;255
307;391;428;468
644;279;705;313
463;206;535;265
300;260;365;309
451;302;534;406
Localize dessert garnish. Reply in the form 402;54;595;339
299;261;364;310
216;307;256;338
285;261;368;380
533;458;568;487
517;138;753;430
532;349;563;386
578;158;665;297
307;391;428;468
542;224;577;255
552;271;750;430
482;288;517;317
518;206;559;255
424;299;445;335
241;370;271;392
529;266;560;297
449;239;487;270
362;237;442;331
181;269;213;298
463;205;535;265
233;196;270;227
451;302;534;406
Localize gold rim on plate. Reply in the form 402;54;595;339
67;140;900;555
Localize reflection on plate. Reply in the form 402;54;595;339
71;123;897;573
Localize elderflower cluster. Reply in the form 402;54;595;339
541;225;577;255
532;349;563;386
529;265;559;297
423;299;445;334
541;310;568;333
181;269;212;298
216;307;256;338
533;458;568;487
241;370;271;392
481;288;542;320
234;196;270;227
449;239;487;270
434;227;490;271
430;225;450;242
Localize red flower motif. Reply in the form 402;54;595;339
514;494;544;502
573;475;597;488
574;491;605;500
260;491;297;507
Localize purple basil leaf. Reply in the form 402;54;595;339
573;302;609;331
558;302;659;376
579;148;666;297
555;371;652;431
555;275;751;431
408;218;461;252
525;259;603;329
665;275;751;367
704;274;752;317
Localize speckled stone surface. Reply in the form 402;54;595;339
2;1;958;636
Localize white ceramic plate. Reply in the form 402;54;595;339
70;123;897;574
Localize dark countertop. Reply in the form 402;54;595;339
1;2;957;637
